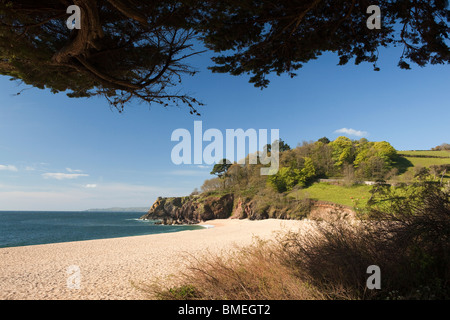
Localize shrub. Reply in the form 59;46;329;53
145;181;449;300
163;285;201;300
147;240;324;300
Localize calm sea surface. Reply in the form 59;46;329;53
0;211;203;248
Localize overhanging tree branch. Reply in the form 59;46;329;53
105;0;148;26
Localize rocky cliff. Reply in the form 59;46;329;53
140;194;234;224
141;193;356;225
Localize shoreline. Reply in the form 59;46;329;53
0;219;216;250
0;218;308;300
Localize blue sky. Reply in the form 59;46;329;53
0;46;449;210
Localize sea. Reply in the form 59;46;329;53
0;211;203;248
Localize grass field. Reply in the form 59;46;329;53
287;151;449;208
289;183;372;207
397;150;450;182
403;156;450;167
398;150;450;158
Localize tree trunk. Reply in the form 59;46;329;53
52;0;104;64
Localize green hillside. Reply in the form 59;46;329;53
399;150;450;157
397;150;450;182
289;183;372;207
288;150;450;208
197;138;450;214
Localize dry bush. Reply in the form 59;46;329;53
144;217;449;300
201;177;223;193
279;182;450;300
278;221;399;299
147;239;324;300
144;182;449;300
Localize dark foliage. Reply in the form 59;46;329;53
1;1;449;111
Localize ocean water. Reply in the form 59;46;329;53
0;211;203;248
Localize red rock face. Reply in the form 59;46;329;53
142;194;356;225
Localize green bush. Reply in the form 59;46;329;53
162;285;201;300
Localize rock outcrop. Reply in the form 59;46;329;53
141;193;356;225
140;194;234;224
308;201;356;221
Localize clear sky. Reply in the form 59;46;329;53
1;45;449;211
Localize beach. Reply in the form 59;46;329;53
0;219;306;300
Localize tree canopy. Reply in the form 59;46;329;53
0;0;204;113
210;158;232;178
202;136;402;196
199;0;450;87
265;138;291;153
1;0;449;111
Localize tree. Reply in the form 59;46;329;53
298;156;316;187
330;136;355;168
265;139;291;153
372;141;398;167
268;156;316;192
3;1;448;112
201;177;223;193
210;159;232;178
267;167;300;193
198;0;450;88
354;140;398;180
317;137;330;145
432;143;450;151
0;0;204;113
190;187;200;195
310;140;334;177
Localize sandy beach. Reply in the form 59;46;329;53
0;219;307;300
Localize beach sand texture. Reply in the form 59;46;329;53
0;219;307;300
